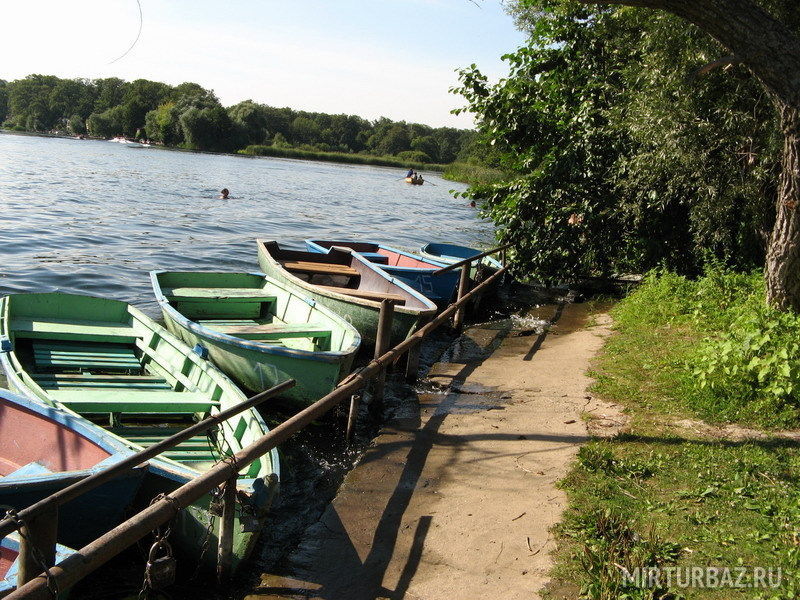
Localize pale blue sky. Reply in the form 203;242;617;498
1;1;527;128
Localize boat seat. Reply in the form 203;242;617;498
4;462;53;481
358;252;389;264
204;322;332;341
11;318;137;343
33;373;171;390
49;390;219;414
162;287;278;303
280;261;360;277
109;427;220;462
32;340;141;372
315;285;407;304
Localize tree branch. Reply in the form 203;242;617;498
575;0;800;106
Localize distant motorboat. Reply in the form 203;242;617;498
109;137;151;148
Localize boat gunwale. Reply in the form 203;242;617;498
305;239;451;273
419;242;503;269
256;240;437;316
150;270;362;365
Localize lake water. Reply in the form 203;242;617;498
0;132;489;314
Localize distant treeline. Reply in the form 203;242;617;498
0;74;477;164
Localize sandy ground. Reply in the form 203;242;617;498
248;302;616;600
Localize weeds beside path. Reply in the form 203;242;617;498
547;271;800;600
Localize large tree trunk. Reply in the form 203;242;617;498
766;107;800;311
577;0;800;309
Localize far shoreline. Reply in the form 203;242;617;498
0;128;502;185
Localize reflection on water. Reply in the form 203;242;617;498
0;132;490;315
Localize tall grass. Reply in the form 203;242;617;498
239;144;447;171
441;162;508;185
603;267;800;427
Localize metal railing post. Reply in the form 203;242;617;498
371;299;395;412
453;265;471;330
17;507;58;586
216;475;238;583
345;394;360;443
405;342;421;383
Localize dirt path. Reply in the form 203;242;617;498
249;302;616;600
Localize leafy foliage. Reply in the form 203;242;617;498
608;267;800;427
454;2;795;279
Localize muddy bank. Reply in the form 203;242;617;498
246;292;616;600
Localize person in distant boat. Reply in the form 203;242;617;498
406;168;415;178
219;188;230;199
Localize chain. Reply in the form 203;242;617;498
3;508;59;599
188;510;216;581
138;494;181;599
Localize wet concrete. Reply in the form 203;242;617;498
245;288;614;600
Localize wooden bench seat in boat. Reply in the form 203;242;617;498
48;390;219;413
32;340;141;372
358;252;389;264
33;373;171;390
162;287;278;303
280;261;360;277
315;285;407;304
202;322;332;341
109;426;218;462
11;318;137;343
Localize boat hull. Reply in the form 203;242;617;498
305;240;459;305
419;242;504;285
0;388;146;550
256;241;436;347
151;271;360;405
160;316;351;403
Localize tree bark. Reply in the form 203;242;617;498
575;0;800;309
766;106;800;311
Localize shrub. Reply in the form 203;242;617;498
397;150;431;163
693;305;800;426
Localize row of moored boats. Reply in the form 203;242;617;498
0;239;503;591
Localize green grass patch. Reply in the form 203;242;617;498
546;269;800;599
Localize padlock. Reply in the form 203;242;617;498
145;539;176;590
209;496;224;517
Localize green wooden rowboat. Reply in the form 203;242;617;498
0;291;280;573
150;271;361;405
256;240;437;347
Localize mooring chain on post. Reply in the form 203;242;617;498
3;508;59;599
189;510;217;581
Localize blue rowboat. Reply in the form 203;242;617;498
419;242;503;283
0;388;146;550
304;240;460;305
0;533;75;597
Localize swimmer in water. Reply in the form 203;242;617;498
219;188;229;199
